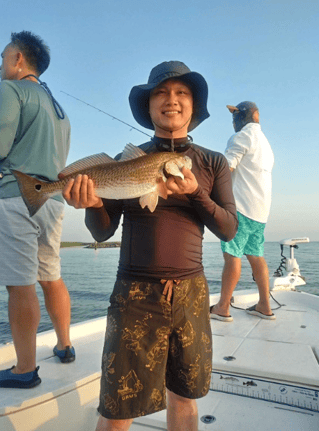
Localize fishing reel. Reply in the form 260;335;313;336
270;237;310;291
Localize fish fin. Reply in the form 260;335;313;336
59;153;115;177
164;160;185;179
156;178;168;200
11;170;50;217
119;143;147;161
139;191;159;212
184;156;192;170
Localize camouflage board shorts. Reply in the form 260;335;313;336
98;275;212;420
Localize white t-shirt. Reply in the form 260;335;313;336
225;123;274;223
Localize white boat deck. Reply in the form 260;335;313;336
1;289;319;430
211;289;319;387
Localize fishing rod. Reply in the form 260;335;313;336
60;91;152;138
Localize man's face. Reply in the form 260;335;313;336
0;44;19;81
149;79;193;139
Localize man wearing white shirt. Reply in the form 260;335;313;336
210;101;275;322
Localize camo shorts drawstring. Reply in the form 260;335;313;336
160;279;181;303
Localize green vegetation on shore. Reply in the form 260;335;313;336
60;242;84;248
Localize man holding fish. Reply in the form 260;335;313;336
0;31;75;389
63;61;238;431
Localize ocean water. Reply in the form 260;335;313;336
0;241;318;345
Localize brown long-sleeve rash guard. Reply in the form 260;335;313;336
85;140;238;280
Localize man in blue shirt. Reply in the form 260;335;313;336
0;31;75;389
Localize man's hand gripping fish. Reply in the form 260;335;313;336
12;143;192;217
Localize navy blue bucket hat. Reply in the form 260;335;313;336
129;61;210;132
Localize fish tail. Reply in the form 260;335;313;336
11;170;50;217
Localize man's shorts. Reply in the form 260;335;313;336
221;212;266;258
98;275;212;420
0;197;64;286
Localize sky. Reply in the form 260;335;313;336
2;0;318;243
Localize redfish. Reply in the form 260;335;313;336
12;143;192;217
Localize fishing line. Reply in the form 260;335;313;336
60;91;152;138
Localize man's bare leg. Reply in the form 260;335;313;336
39;278;72;350
246;255;273;315
95;416;133;431
210;253;241;317
6;285;40;373
167;390;198;431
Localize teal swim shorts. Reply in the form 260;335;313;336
221;212;266;258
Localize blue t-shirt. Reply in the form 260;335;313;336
0;79;70;202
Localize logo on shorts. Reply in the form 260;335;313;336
146;326;170;371
104;394;119;416
193;279;206;317
118;370;143;400
179;354;200;392
102;352;116;383
201;332;212;352
128;281;152;301
151;388;164;411
122;312;152;354
176;321;196;348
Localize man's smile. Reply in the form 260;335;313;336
162;110;180;116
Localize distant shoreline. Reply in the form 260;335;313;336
60;240;318;248
60;241;121;249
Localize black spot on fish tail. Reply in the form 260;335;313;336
11;170;49;217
